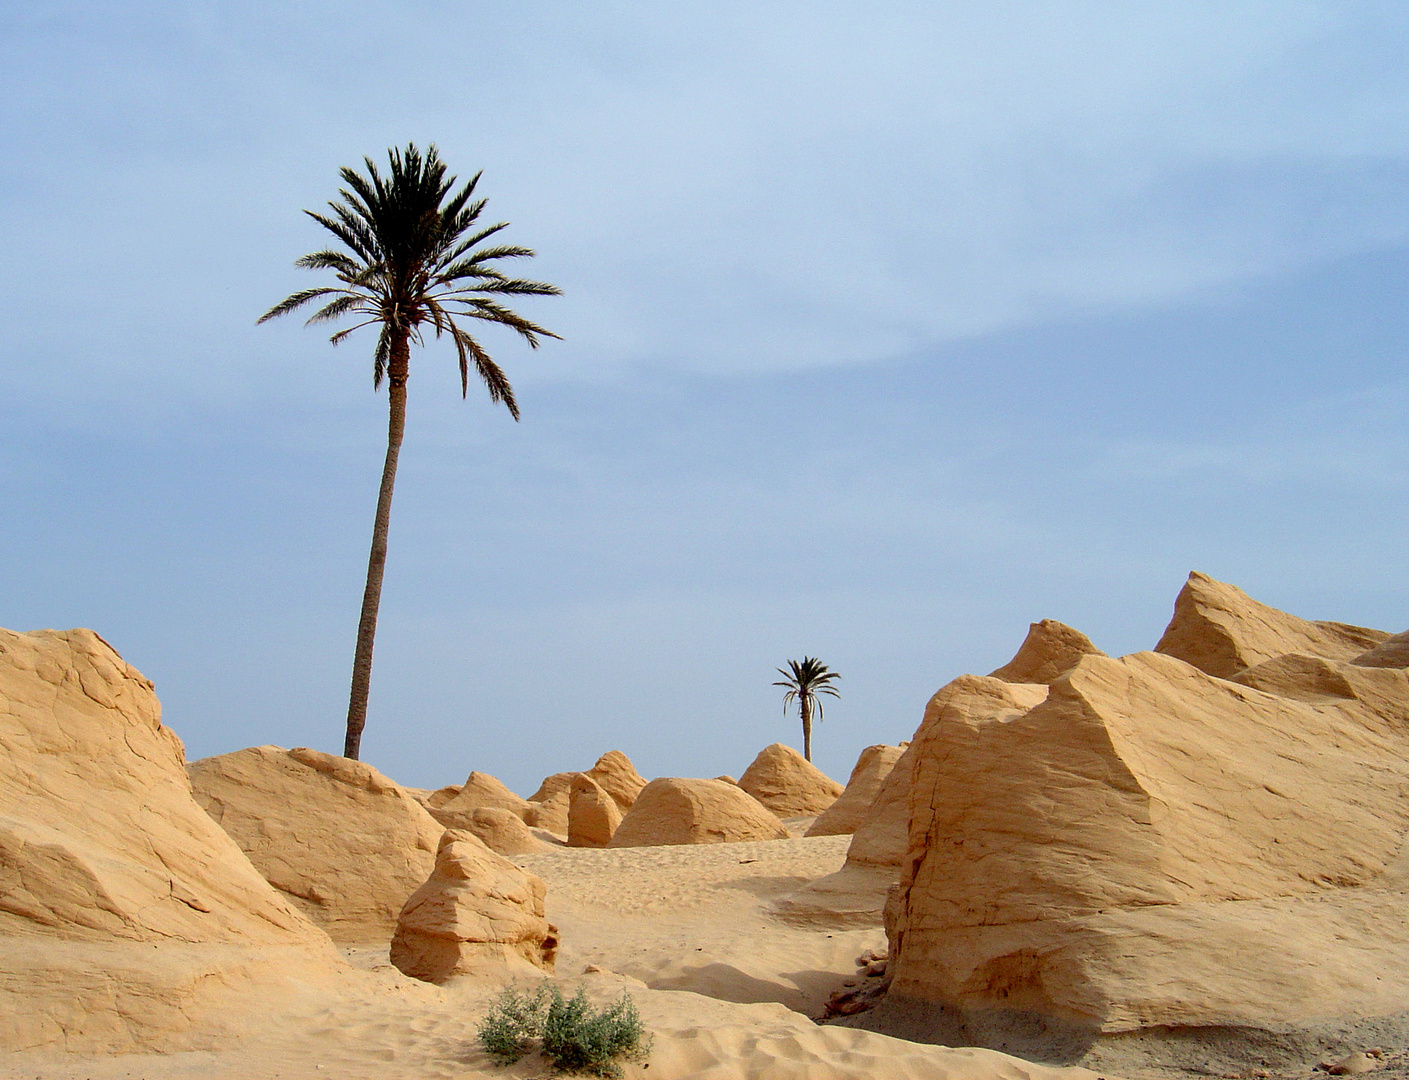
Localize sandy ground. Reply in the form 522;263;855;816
9;834;1118;1080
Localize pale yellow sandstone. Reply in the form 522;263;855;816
189;744;442;942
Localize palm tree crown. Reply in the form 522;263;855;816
773;656;841;763
259;143;559;761
258;142;559;411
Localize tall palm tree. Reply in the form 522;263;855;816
259;143;560;761
773;657;841;763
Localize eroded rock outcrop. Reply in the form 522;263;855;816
0;628;338;1052
1352;629;1409;670
868;603;1409;1068
738;743;843;818
390;830;556;983
988;619;1106;684
805;744;906;838
568;773;623;848
586;749;648;811
523;750;648;834
189;745;442;942
1154;571;1388;679
460;807;552;856
428;770;532;828
610;778;790;847
779;681;1046;928
524;771;574;833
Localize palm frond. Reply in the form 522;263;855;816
451;324;520;418
329;202;382;260
461;277;564;297
372;324;391;388
257;287;340;323
459;298;563;345
296;250;362;275
305;210;377;265
433;223;511;269
307;293;367;325
438;171;484;225
328;317;381;346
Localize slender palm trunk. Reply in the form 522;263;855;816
344;334;410;760
801;695;813;762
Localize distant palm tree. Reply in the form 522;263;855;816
773;657;841;762
259;143;560;761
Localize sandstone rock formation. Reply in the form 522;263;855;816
779;680;1045;928
523;750;648;834
1352;629;1409;669
568;774;622;848
586;749;648;811
390;830;556;983
867;590;1409;1070
188;745;442;942
1154;570;1388;679
524;771;574;833
988;619;1106;684
0;627;338;1052
428;770;532;828
738;743;844;818
805;744;906;837
420;784;462;809
842;740;917;869
610;778;791;847
459;807;552;856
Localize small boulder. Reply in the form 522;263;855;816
806;744;906;837
390;830;557;983
610;778;790;847
568;774;622;848
987;619;1106;684
738;743;843;817
461;807;551;856
1330;1053;1383;1076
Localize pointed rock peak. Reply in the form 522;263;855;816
1155;571;1389;680
988;619;1106;685
431;770;532;830
586;749;648;810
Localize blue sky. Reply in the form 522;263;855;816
3;3;1407;794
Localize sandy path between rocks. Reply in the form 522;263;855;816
8;835;1118;1080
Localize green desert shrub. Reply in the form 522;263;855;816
477;981;651;1078
479;982;554;1065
